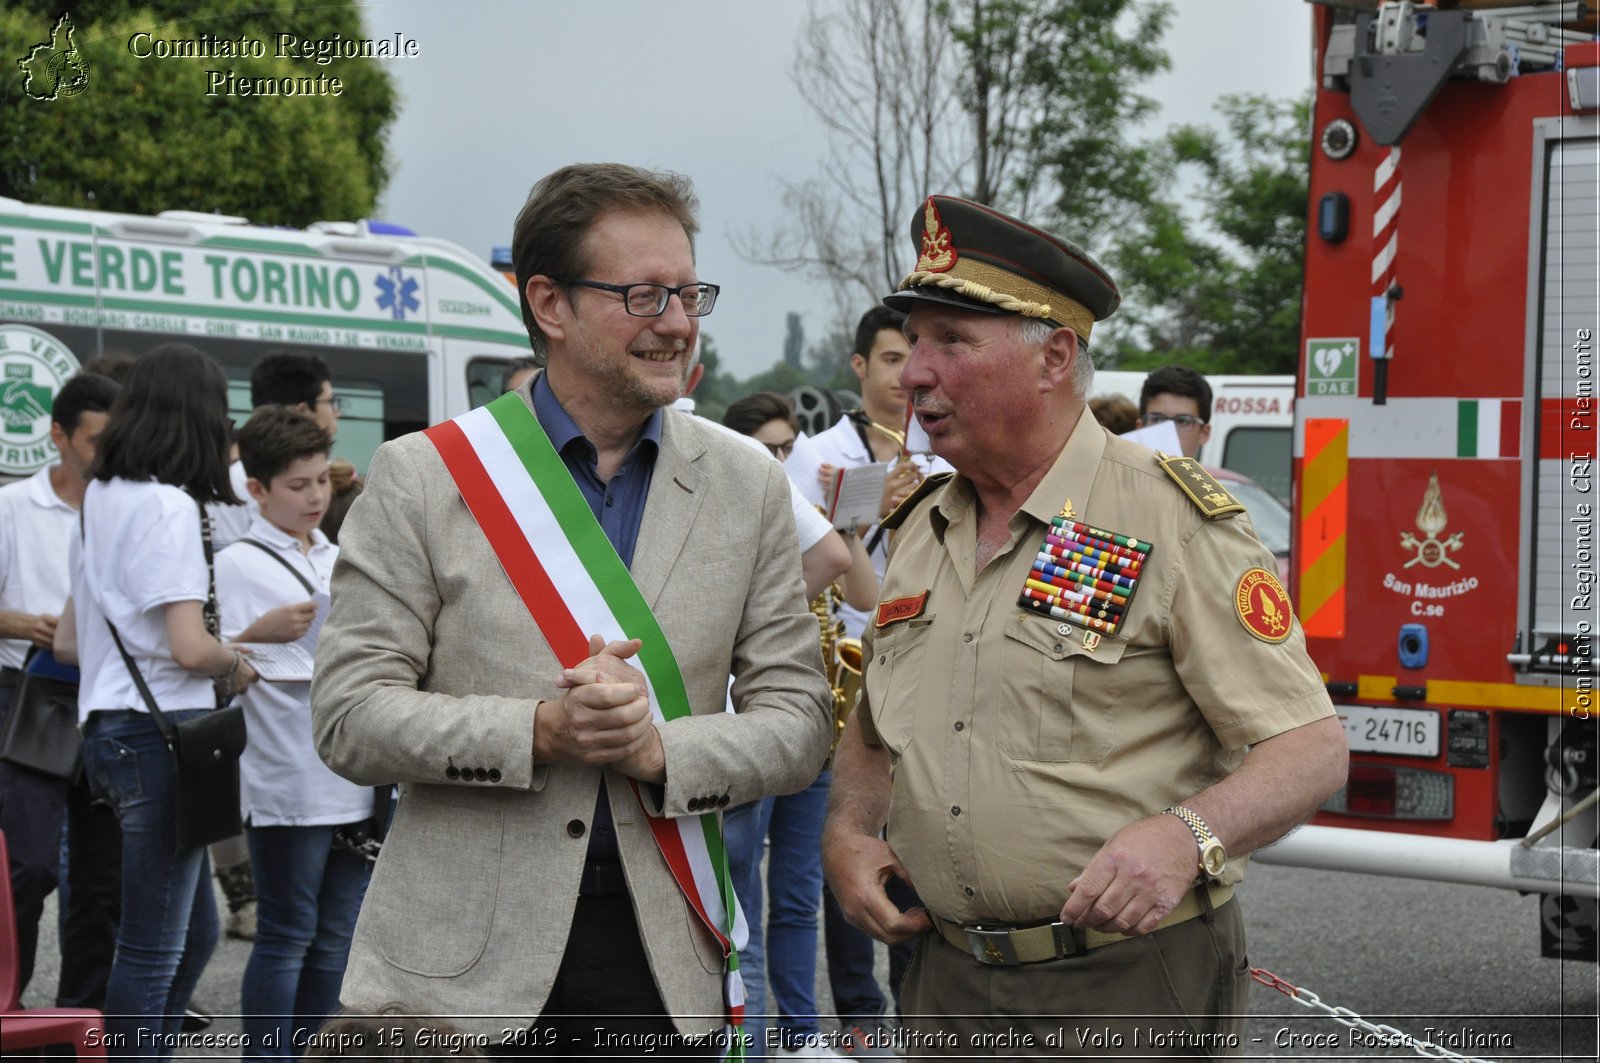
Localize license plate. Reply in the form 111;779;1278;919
1338;705;1440;758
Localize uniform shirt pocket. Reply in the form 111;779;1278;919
998;616;1126;763
862;616;935;757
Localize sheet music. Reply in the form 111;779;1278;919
825;462;889;532
239;641;315;683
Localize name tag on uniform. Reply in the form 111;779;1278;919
1017;517;1152;638
875;590;929;629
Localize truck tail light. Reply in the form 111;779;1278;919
1322;762;1454;820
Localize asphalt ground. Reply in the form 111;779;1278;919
20;861;1599;1060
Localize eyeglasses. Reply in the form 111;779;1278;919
555;278;720;317
1142;412;1207;432
762;439;796;460
312;395;344;414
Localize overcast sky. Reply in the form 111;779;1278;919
363;0;1314;378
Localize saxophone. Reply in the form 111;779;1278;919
811;579;865;753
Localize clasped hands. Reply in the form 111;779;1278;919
532;633;665;782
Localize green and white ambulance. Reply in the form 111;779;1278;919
0;198;533;481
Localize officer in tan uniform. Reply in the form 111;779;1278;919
822;195;1349;1058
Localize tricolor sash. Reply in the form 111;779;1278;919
424;392;748;1055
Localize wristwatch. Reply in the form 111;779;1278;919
1163;805;1228;882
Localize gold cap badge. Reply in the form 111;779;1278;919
916;199;956;274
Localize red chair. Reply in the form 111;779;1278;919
0;829;108;1060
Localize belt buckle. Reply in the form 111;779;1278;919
962;925;1020;966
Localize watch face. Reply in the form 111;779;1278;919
1201;841;1228;877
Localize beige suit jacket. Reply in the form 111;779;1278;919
311;387;832;1039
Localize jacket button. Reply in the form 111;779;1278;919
717;794;730;808
474;768;489;781
445;766;460;780
688;797;702;811
566;820;585;838
488;768;502;782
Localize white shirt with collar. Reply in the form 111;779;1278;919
784;414;951;637
205;460;256;550
71;478;216;714
215;514;371;826
0;466;77;670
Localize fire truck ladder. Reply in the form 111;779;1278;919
1318;1;1595;145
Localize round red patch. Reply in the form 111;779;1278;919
1235;567;1293;644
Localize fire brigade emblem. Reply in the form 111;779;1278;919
1235;567;1292;644
915;199;956;273
1400;473;1462;570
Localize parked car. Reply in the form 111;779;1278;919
1211;465;1290;584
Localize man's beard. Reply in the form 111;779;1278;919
568;328;688;411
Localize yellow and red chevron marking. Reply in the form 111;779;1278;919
1299;418;1348;638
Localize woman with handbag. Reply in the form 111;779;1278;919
55;343;260;1061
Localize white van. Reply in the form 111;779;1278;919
0;199;533;480
1090;369;1293;502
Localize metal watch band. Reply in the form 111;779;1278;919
1163;805;1216;846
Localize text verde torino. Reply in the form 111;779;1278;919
127;31;420;97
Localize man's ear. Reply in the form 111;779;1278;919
1039;326;1078;391
48;421;67;452
525;276;569;344
682;362;706;398
850;352;868;383
245;477;269;505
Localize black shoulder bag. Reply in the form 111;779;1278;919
0;648;83;781
105;499;248;854
238;538;390;863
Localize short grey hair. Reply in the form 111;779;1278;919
1016;317;1094;397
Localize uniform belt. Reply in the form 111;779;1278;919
933;881;1234;966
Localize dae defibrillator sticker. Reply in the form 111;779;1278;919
1235;567;1292;644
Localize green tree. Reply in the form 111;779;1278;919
1;2;397;225
740;0;1171;322
803;322;860;395
689;334;741;424
1100;93;1310;374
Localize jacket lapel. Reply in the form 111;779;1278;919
632;413;706;608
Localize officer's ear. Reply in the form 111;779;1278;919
1038;326;1078;393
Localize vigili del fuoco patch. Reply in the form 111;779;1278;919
1235;566;1293;643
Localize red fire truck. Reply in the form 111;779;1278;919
1256;0;1599;960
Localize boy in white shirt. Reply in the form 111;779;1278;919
214;407;372;1060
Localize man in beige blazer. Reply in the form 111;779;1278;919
312;163;832;1055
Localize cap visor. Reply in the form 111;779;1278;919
882;285;1010;317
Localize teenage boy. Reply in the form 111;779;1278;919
211;351;343;548
1137;364;1213;460
215;407;373;1059
0;371;121;1006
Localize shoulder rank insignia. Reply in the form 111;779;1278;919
1016;515;1152;638
1157;455;1246;519
880;471;954;531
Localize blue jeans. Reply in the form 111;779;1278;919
81;709;221;1061
764;768;830;1048
724;796;771;1046
242;823;371;1060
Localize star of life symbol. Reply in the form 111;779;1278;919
1399;472;1463;569
17;13;90;101
375;267;420;321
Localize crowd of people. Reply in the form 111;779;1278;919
0;162;1346;1063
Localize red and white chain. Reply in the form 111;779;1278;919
1250;967;1503;1063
